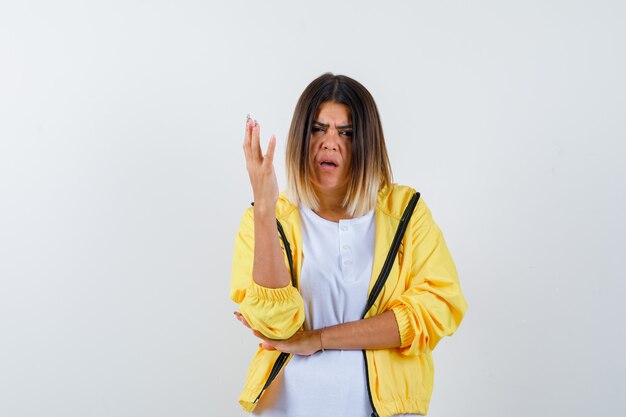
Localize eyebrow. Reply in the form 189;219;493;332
312;121;353;129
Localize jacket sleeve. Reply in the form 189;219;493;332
229;207;305;340
389;199;468;356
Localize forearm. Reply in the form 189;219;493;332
249;311;400;354
252;204;291;289
320;311;401;351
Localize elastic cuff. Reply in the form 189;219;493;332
391;305;415;348
248;280;298;302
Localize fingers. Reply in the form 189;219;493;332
243;114;278;165
233;311;279;351
233;311;251;329
260;342;276;350
253;330;278;351
264;135;276;165
250;120;262;160
233;311;276;344
252;329;268;340
243;118;252;161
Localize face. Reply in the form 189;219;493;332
309;101;353;194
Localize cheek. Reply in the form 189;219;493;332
343;144;353;164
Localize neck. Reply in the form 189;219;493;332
314;187;351;222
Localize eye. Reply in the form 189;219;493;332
340;130;353;138
311;127;325;134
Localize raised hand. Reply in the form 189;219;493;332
243;115;278;210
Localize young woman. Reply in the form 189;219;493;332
230;73;467;417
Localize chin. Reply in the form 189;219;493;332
314;180;347;193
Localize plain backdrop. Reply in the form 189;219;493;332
1;1;625;416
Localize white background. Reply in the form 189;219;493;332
1;1;625;416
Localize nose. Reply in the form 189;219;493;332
321;130;339;151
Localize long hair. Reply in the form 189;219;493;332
286;73;392;217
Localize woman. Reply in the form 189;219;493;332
230;73;467;417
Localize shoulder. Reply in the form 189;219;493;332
376;183;428;220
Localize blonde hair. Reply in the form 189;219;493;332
286;73;392;217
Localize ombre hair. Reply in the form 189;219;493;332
286;73;393;217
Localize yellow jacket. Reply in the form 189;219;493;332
230;184;467;417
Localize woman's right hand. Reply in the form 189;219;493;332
243;116;278;211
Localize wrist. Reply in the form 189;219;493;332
317;328;325;353
253;201;276;217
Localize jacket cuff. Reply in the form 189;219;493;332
391;305;415;348
248;280;299;302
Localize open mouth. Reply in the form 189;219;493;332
320;161;338;167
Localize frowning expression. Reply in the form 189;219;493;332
309;101;353;194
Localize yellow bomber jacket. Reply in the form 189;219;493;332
229;184;467;417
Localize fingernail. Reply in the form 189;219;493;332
253;119;258;127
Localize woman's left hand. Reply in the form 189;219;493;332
234;311;322;356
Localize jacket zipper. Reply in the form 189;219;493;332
361;237;404;417
254;351;291;404
362;254;398;417
362;192;418;314
361;231;398;417
361;192;420;417
253;218;296;404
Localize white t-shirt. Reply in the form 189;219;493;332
251;205;420;417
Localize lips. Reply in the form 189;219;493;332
317;156;339;167
318;157;339;172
